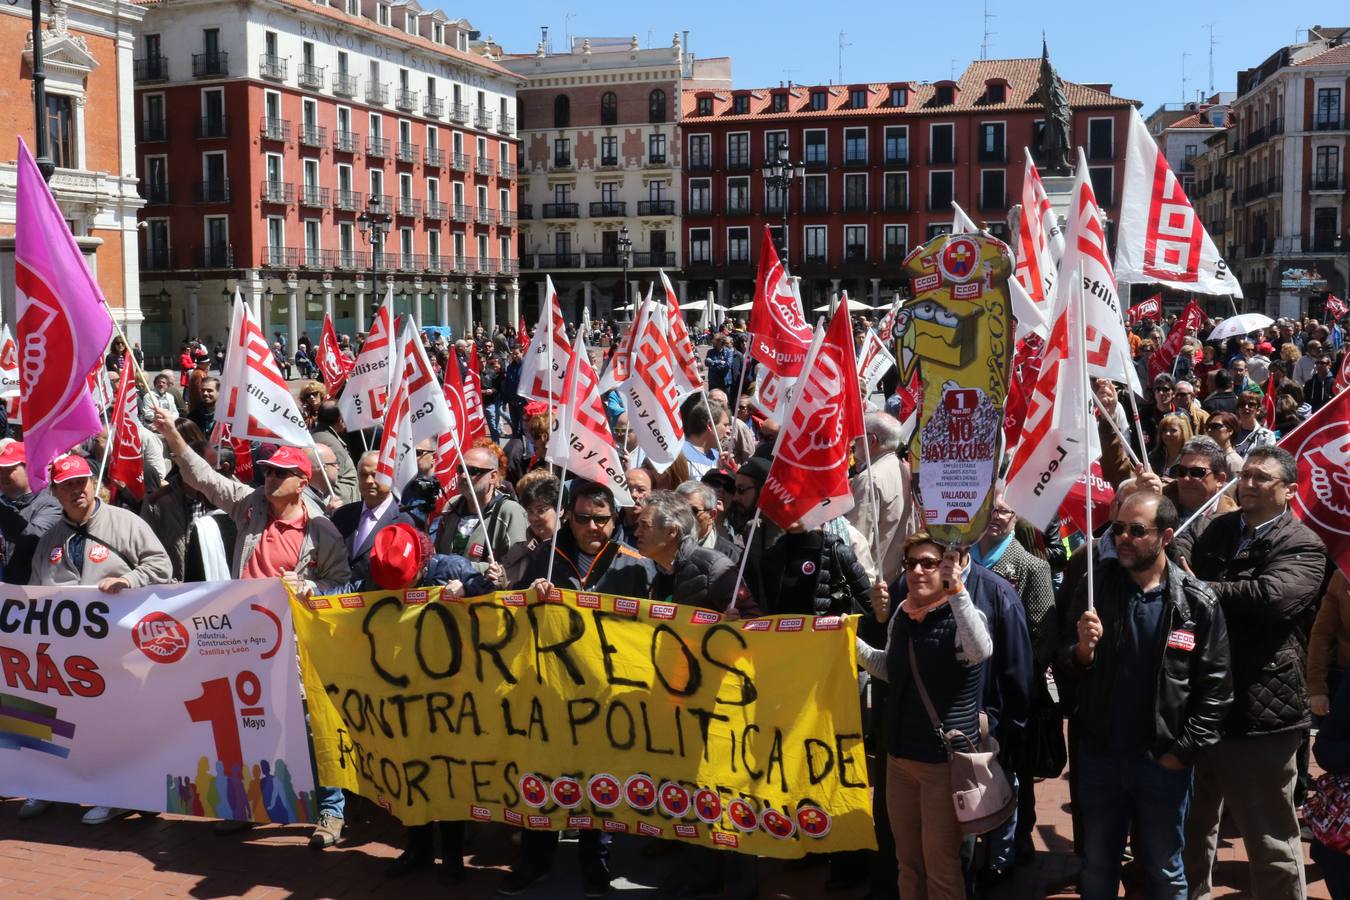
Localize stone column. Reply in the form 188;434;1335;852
463;280;475;334
508;279;520;331
185;282;200;339
322;277;335;323
438;280;451;328
678;280;688;305
286;276;300;358
830;278;841;315
412;279;425;329
715;278;727;307
583;280;593;322
354;279;367;334
246;276;263;323
485;281;498;332
870;278;881;309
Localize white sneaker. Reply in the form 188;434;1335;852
17;799;52;819
82;806;132;825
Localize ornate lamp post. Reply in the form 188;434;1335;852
356;194;392;304
618;224;633;321
10;0;55;180
762;145;805;261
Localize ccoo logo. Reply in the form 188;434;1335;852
133;611;189;664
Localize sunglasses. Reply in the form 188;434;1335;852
572;513;613;526
1169;464;1213;479
1238;402;1260;410
1110;522;1161;539
903;557;942;572
465;465;495;478
1206;422;1231;431
262;467;297;479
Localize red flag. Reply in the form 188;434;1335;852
1282;385;1350;573
1057;461;1114;535
1327;294;1348;322
518;313;529;348
316;314;354;391
1127;295;1163;325
750;227;813;377
231;436;254;482
107;354;144;500
1336;349;1350;394
1003;334;1046;451
1147;299;1205;383
468;341;482;375
759;305;864;530
462;367;488;446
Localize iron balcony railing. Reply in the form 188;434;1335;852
333;72;359;97
397;142;419;163
301;185;329;207
259;53;287;81
196;115;228;139
300;124;326;147
333;190;363;212
424;147;444;167
260;180;295;205
298;63;325;90
134;56;168;82
333;130;360;153
192;52;228;78
260;116;291;142
193;179;230;203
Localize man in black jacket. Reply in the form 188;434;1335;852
1179;446;1328;899
1064;492;1232;899
331;452;415;585
1304;355;1337;412
0;442;62;585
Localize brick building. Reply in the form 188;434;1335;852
131;0;522;359
678;56;1136;311
0;0;147;344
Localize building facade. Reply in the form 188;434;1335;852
1144;95;1232;197
132;0;522;359
0;0;147;345
503;35;724;322
678;58;1135;312
1224;27;1349;317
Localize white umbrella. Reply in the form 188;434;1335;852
1207;313;1273;342
727;301;756;312
813;297;874;313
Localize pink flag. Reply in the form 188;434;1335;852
15;138;114;489
108;354;144;500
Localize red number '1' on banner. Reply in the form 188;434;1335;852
184;671;264;774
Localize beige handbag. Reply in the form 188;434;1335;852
907;639;1015;836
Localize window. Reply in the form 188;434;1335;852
733;95;750;115
772;93;788;113
804;130;827;165
204;216;228;264
399;171;413;201
844;225;866;262
727;177;750;213
1317;88;1342;128
929;171;954;210
689;228;711;263
648;180;668;201
884;172;909;210
844;128;867;164
930;123;955;164
804;225;827;262
405;12;418;35
1087;118;1114;160
979;122;1005;162
377;3;390;26
727;133;750;168
426;176;440;204
811;92;827;111
600;135;618;166
697;96;713;116
689;178;711;213
649;89;666;123
266;218;284;264
263;155;283;192
499;187;510;212
369;168;384;197
764;180;786;213
890;86;908;107
935;84;954;105
689;134;711;169
1315;146;1341;188
144;219;169;264
885;126;908;164
553;138;570;166
844;173;867;211
1088;166;1114;206
980;170;1006;210
765;130;788;164
926;223;953;239
985;83;1006;103
369;112;382;138
648;133;666;163
803;174;828;212
46;95;75;168
884;224;908;262
599;182;619;204
600;91;617;126
303;158;319;189
850;88;867;109
727;227;750;264
554;95;570;128
305;220;321;265
1183;144;1199;170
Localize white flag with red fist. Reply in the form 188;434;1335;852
0;325;19;425
337;289;396;430
215;295;314;447
521;275;570;403
108;353;144;500
759;305;864;530
547;332;632;505
622;290;686;472
1115;107;1242;297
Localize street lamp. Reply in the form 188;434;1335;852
356;194;392;304
9;0;55;181
762;145;805;261
618;225;633;319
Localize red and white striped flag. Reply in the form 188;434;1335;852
337;290;396;430
546;332;632;504
621;289;686;472
215;295;313;447
107;353;144;500
520;274;570;403
659;270;704;390
374;362;416;496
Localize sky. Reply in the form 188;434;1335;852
483;1;1348;114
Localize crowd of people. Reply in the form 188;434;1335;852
5;306;1350;900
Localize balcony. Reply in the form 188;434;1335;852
259;54;287;81
260;180;295;205
725;201;753;216
333;189;362;212
140;118;168;142
259;116;291;142
884;152;910;166
844;247;868;265
474;110;494;130
333;130;360;153
298;63;324;91
476;206;494;225
634;251;676;267
1311;174;1345;191
499;209;515;228
424;97;444;118
590;201;627;217
261;245;299;268
686;201;713;216
140;182;170;205
335;250;367;270
765;199;785;216
425;254;445;273
367;194;393;215
475;156;493;176
302;249;336;269
599;155;620;169
638;200;675;216
688;158;712;173
397;254;423;273
366;82;389;105
333;72;359;97
192;52;228;78
543;203;579;218
476;257;498;275
645;153;668;167
451;152;471;172
452;203;472;222
192;179;230;203
585;252;622;268
538;253;581;269
928;149;957;165
396;88;418;112
300;124;326;147
1266;175;1283;196
196;115;228;139
425;201;447;220
977;148;1008;163
140;246;174;270
367;136;390;158
1314;116;1346;132
500;258;518;276
882;197;911;212
300;185;329;208
396;141;418;164
450;102;471;123
500;115;515;135
498;161;516;179
194;244;233;268
134;55;168;82
519;204;532;220
397;196;421;217
424;147;444;168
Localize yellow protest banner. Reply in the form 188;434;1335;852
295;587;875;858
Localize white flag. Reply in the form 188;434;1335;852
1115;107;1242;297
337;287;396;430
397;317;452;443
658;270;703;392
0;324;22;399
621;290;686;472
1015;152;1065;311
857;329;897;396
952;200;1047;340
520;274;571;403
547;332;632;505
374;361;417;497
1059;152;1142;396
215;295;313;447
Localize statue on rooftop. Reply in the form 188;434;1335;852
1036;38;1073;175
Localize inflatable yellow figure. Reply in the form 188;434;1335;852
897;232;1014;547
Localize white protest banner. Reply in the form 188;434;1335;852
0;580;314;823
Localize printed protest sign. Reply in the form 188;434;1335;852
0;581;313;823
296;588;874;858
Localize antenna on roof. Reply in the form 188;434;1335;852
837;32;851;85
980;0;996;61
1207;23;1217;94
1181;50;1191;103
564;11;575;51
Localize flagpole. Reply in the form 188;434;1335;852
97;350;133;488
858;428;884;586
1089;391;1143;470
544;324;571;588
1174;476;1238;537
454;443;499;566
1078;264;1095;612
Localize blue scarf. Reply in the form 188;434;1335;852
970;533;1015;569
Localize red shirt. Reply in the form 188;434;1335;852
242;511;307;579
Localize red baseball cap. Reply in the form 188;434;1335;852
0;442;25;468
260;446;312;479
51;454;93;483
369;523;431;590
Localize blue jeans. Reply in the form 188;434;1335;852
1077;747;1191;900
985;771;1019;871
484;400;502;441
317;785;345;819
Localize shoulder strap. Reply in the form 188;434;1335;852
905;636;946;734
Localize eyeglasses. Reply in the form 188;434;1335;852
1154;386;1174;394
903;557;942;572
1169;464;1213;479
1239;470;1285;486
572;513;613;526
261;467;296;480
465;465;495;478
688;506;710;515
1238;402;1260;410
989;507;1016;519
416;449;436;457
1110;522;1160;539
1206;423;1231;431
